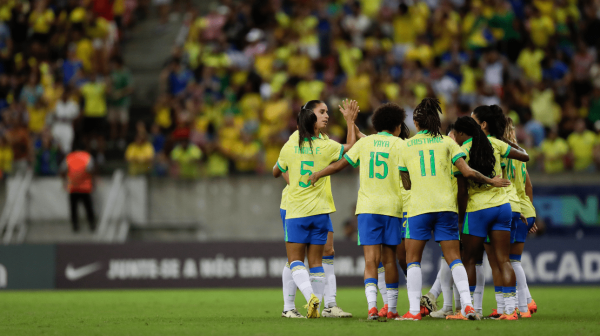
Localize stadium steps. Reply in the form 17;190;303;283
25;220;96;244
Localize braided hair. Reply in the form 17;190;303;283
413;97;443;138
472;105;506;139
372;103;411;139
297;100;324;150
454;116;496;181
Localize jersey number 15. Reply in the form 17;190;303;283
369;152;389;179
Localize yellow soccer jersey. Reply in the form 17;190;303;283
344;132;404;217
503;158;522;213
401;186;410;216
454;136;510;212
398;131;466;217
277;136;344;219
515;160;536;218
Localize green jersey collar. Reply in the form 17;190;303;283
378;131;393;136
463;137;473;145
417;130;429;135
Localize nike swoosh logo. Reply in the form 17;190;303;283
65;262;102;281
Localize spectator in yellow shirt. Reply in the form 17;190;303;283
527;7;555;48
517;41;545;83
540;126;568;173
80;73;108;164
170;137;202;179
27;98;49;134
0;134;13;178
567;118;597;171
296;70;325;103
346;62;372;115
125;132;155;175
232;132;261;173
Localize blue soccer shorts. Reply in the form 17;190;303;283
405;211;459;242
514;217;535;243
285;214;332;245
402;212;408;239
357;214;402;246
463;203;512;238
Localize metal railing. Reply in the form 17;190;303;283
0;170;33;244
95;169;129;243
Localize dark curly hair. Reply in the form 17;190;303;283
454;116;496;182
446;123;455;136
297;100;323;150
371;103;410;139
413;97;443;138
472;105;506;139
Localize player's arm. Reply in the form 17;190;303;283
272;163;282;178
339;99;359;153
525;170;533;202
309;159;350;186
503;138;530;162
457;176;468;224
400;171;411;190
454;158;511;187
354;125;367;139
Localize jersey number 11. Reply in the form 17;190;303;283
419;150;436;176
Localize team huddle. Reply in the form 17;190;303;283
273;97;538;321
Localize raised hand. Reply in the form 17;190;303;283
339;99;359;122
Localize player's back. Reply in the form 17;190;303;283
514;160;536;218
344;132;404;217
277;136;343;219
398;131;466;217
503;158;521;213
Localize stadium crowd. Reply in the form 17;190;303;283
3;0;600;179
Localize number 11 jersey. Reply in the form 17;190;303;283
398;131;466;217
344;132;404;217
277;135;343;219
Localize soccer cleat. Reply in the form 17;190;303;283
485;309;502;320
499;311;519;320
395;311;422;321
387;311;399;320
520;311;532;318
476;312;483;320
430;309;453;319
464;305;479;320
282;309;305;318
420;305;430;316
367;307;379;321
446;311;468;320
322;306;353;318
528;299;537;314
420;292;438;315
378;304;388;317
304;294;320;318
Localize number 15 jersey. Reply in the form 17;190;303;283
277;136;344;219
344;132;404;218
398;131;466;217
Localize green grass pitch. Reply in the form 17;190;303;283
1;287;598;335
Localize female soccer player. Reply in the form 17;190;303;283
397;98;510;321
308;103;410;320
277;130;353;318
274;99;358;318
505;120;538;318
452;107;529;321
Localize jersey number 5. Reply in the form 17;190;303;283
369;152;389;179
299;161;314;187
418;150;436;176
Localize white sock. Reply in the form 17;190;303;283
474;262;485;314
386;282;399;314
377;262;388;305
282;262;296;311
365;277;378;310
503;286;516;314
453;284;460;311
323;256;337;308
430;273;442;298
448;259;473;315
511;256;529;313
290;261;313;302
309;267;326;310
494;287;505;314
407;262;422;315
440;262;453;312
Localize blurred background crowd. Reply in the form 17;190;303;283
2;0;600;180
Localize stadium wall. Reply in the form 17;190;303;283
0;239;598;290
2;174;600;238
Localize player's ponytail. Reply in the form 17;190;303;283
472;105;506;139
297;100;323;151
413;97;443;138
454;116;496;181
